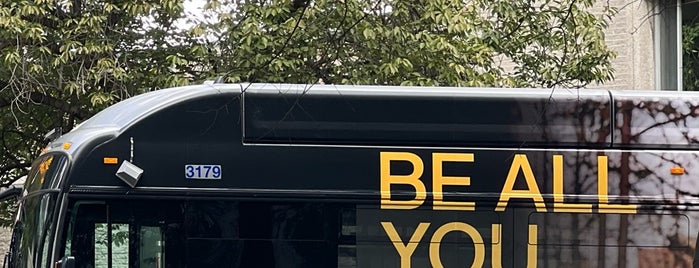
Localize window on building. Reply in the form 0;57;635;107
682;0;699;90
655;0;699;91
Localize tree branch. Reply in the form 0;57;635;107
0;92;90;120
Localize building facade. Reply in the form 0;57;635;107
602;0;699;91
596;0;654;90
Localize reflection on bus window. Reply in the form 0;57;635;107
62;200;357;268
12;154;67;267
94;223;129;268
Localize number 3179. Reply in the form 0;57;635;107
185;165;222;179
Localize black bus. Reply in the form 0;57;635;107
4;83;699;267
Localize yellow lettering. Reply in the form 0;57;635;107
381;222;430;268
433;153;476;211
553;155;592;213
492;224;502;268
528;224;538;268
495;154;546;212
381;152;426;209
597;156;637;214
429;222;484;268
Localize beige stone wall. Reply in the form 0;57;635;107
495;0;657;90
596;0;657;90
0;227;10;267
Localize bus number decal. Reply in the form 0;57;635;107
185;165;222;179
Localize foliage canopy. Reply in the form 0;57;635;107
0;0;617;225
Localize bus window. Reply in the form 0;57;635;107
139;226;164;267
63;203;167;268
9;154;67;268
338;208;357;268
89;223;163;268
94;223;130;268
61;199;355;268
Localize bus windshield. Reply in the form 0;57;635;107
10;154;68;268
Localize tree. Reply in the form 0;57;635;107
0;0;207;225
200;0;617;88
683;22;699;91
0;0;619;226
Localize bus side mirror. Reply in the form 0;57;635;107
55;256;75;268
0;186;22;202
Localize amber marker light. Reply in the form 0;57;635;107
62;143;72;150
104;157;119;165
671;167;685;175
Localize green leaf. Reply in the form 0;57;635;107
363;28;375;40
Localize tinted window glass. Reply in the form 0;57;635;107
11;154;67;267
245;89;612;148
614;91;699;148
15;193;58;268
25;154;68;192
62;199;356;268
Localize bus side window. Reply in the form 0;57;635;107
94;223;163;268
94;223;129;268
64;203;166;268
138;226;163;268
338;207;357;268
64;203;104;268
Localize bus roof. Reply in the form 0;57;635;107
44;84;699;158
36;83;699;191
